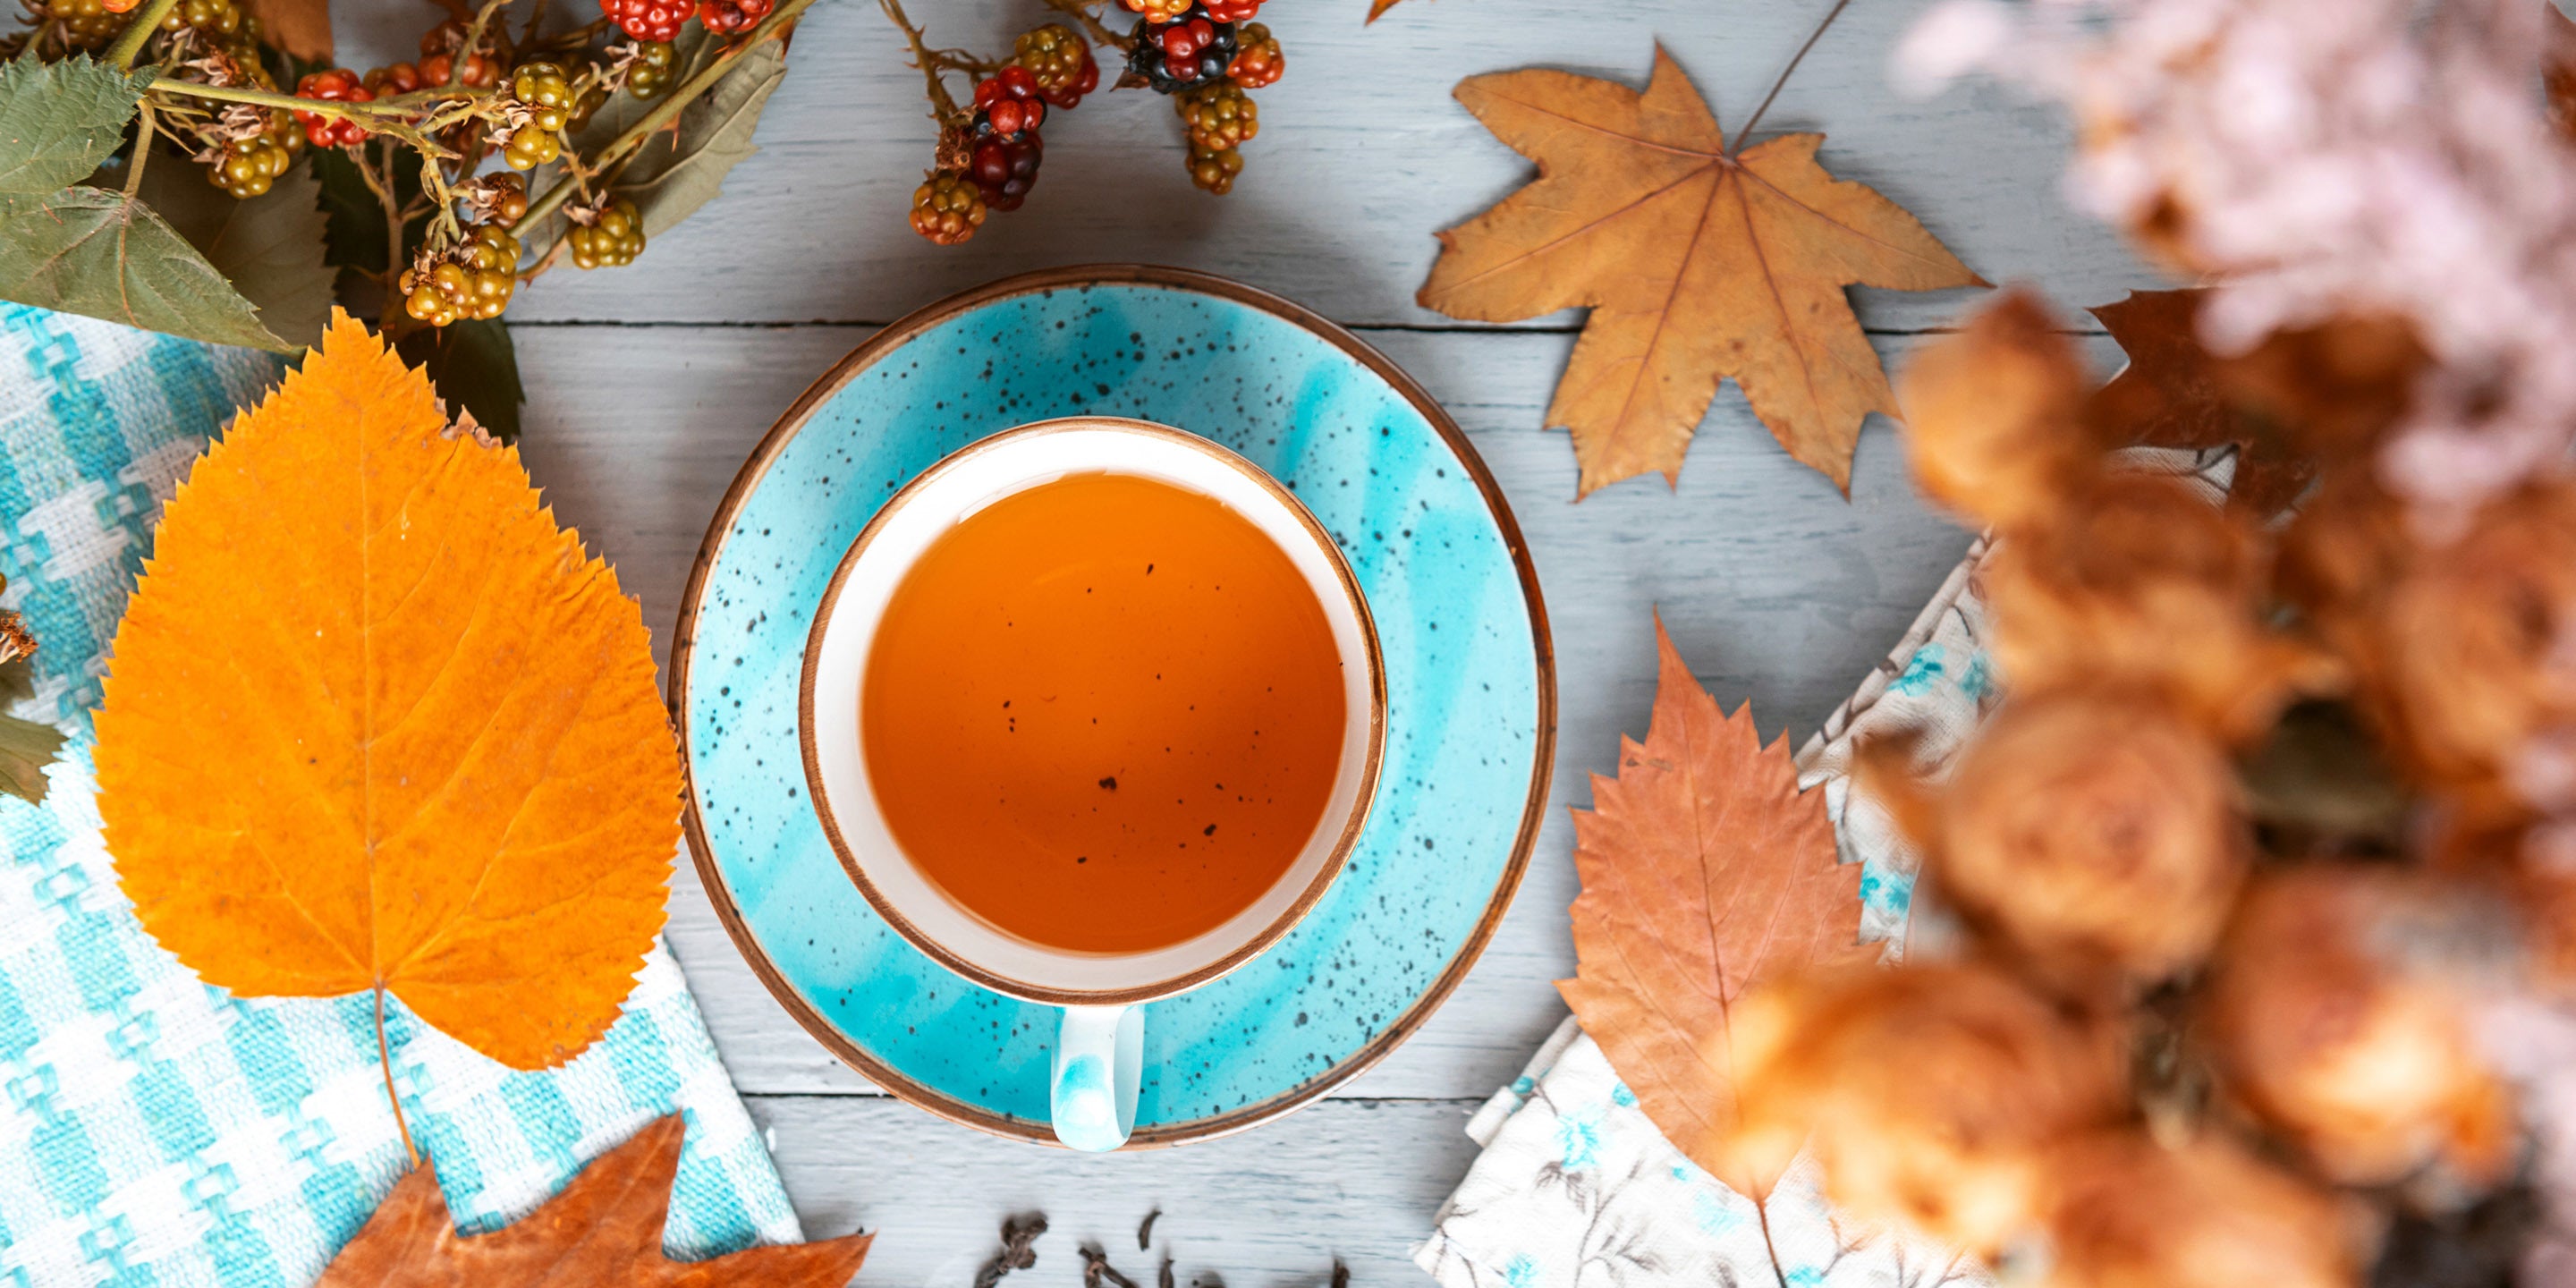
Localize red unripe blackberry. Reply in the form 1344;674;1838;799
293;70;376;148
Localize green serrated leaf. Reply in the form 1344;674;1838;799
133;154;335;348
396;317;524;442
0;711;65;806
0;56;154;196
0;184;290;351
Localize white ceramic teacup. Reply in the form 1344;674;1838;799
801;417;1385;1151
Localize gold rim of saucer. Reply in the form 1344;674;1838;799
670;264;1558;1148
797;415;1390;1008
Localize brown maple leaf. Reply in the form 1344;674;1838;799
1559;617;1866;1194
315;1115;872;1286
2088;289;2422;516
1419;49;1983;498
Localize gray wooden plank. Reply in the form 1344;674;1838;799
513;325;2140;1103
744;1094;1485;1288
469;0;2146;329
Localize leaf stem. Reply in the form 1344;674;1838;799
1727;0;1853;157
105;0;177;68
518;0;818;231
122;103;152;198
374;984;419;1166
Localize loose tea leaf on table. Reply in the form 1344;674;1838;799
313;1114;873;1286
94;315;680;1072
1419;50;1981;497
1558;617;1866;1194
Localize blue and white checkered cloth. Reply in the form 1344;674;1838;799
0;305;805;1287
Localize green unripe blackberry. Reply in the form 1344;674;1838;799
568;199;644;269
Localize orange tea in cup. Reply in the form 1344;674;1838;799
860;470;1347;953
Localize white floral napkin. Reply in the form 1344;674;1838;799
1414;450;2234;1288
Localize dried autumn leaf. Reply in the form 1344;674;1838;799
95;314;678;1071
2088;289;2422;515
1559;617;1865;1193
1419;49;1982;497
246;0;331;63
315;1114;873;1286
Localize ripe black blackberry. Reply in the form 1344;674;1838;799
1124;8;1234;93
968;131;1043;211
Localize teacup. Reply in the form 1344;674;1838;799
801;417;1385;1150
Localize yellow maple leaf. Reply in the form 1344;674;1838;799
1419;49;1984;497
95;314;678;1072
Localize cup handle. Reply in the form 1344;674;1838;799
1051;1003;1142;1152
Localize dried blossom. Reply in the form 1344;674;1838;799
1897;0;2576;513
1729;962;2125;1253
2199;869;2516;1188
1928;690;2249;986
2374;482;2576;810
2039;1132;2358;1288
1893;286;2093;530
1979;470;2327;741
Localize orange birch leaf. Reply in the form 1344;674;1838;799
94;313;678;1071
1558;616;1865;1194
1419;48;1983;498
315;1114;873;1286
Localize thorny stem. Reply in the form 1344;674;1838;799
104;0;177;68
518;0;823;230
374;985;419;1166
1042;0;1130;53
453;0;508;90
1728;0;1853;157
878;0;962;122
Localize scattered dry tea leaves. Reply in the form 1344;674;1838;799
94;314;680;1072
1419;49;1981;497
313;1114;872;1285
1560;617;1865;1194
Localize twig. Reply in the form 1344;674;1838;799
1728;0;1854;157
104;0;178;68
1044;0;1130;53
453;0;509;91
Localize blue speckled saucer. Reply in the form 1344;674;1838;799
673;266;1554;1146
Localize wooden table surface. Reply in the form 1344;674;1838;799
447;0;2151;1279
